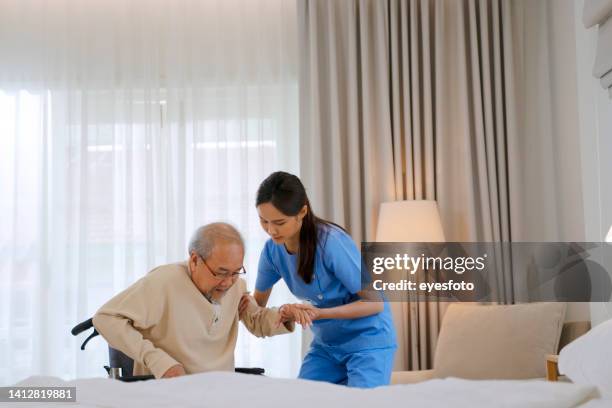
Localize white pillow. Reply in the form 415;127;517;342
559;317;612;397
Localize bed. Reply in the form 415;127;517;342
8;304;611;407
6;371;605;408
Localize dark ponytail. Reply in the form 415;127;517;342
256;171;342;284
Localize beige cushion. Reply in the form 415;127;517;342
559;320;591;350
433;302;566;380
391;369;436;384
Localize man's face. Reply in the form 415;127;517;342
189;242;244;302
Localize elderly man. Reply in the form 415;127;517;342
93;223;294;379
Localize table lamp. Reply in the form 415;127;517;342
375;200;445;242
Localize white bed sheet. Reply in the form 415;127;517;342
578;399;612;408
3;372;601;408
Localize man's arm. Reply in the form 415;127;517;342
237;282;294;337
239;293;295;337
92;277;181;379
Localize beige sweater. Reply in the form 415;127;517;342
93;262;293;379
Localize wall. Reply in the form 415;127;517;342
574;0;612;326
526;0;611;323
525;0;591;322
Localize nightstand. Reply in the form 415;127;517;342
546;354;559;381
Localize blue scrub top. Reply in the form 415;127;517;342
256;224;397;352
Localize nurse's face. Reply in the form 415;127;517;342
257;202;307;245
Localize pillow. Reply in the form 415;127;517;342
434;302;567;380
559;317;612;397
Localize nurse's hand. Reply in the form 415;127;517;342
277;303;317;329
292;303;321;321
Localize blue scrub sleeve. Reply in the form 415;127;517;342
325;230;363;294
255;244;281;291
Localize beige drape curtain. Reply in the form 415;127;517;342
298;0;517;243
298;0;395;244
298;0;586;371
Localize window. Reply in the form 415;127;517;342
0;84;300;383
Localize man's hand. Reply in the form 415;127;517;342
162;364;186;378
277;303;319;329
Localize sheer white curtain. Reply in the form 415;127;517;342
0;0;301;385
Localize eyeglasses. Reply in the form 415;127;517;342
198;255;246;280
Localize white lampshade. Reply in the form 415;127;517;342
606;225;612;243
375;200;445;242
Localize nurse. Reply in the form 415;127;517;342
252;171;397;388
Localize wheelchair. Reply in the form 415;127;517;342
72;318;264;382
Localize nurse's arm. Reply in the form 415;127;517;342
253;288;272;307
302;291;384;320
316;301;384;320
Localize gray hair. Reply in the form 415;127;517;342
188;222;244;259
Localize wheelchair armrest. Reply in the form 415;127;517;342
117;375;156;382
71;317;99;350
235;367;265;375
71;318;94;335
